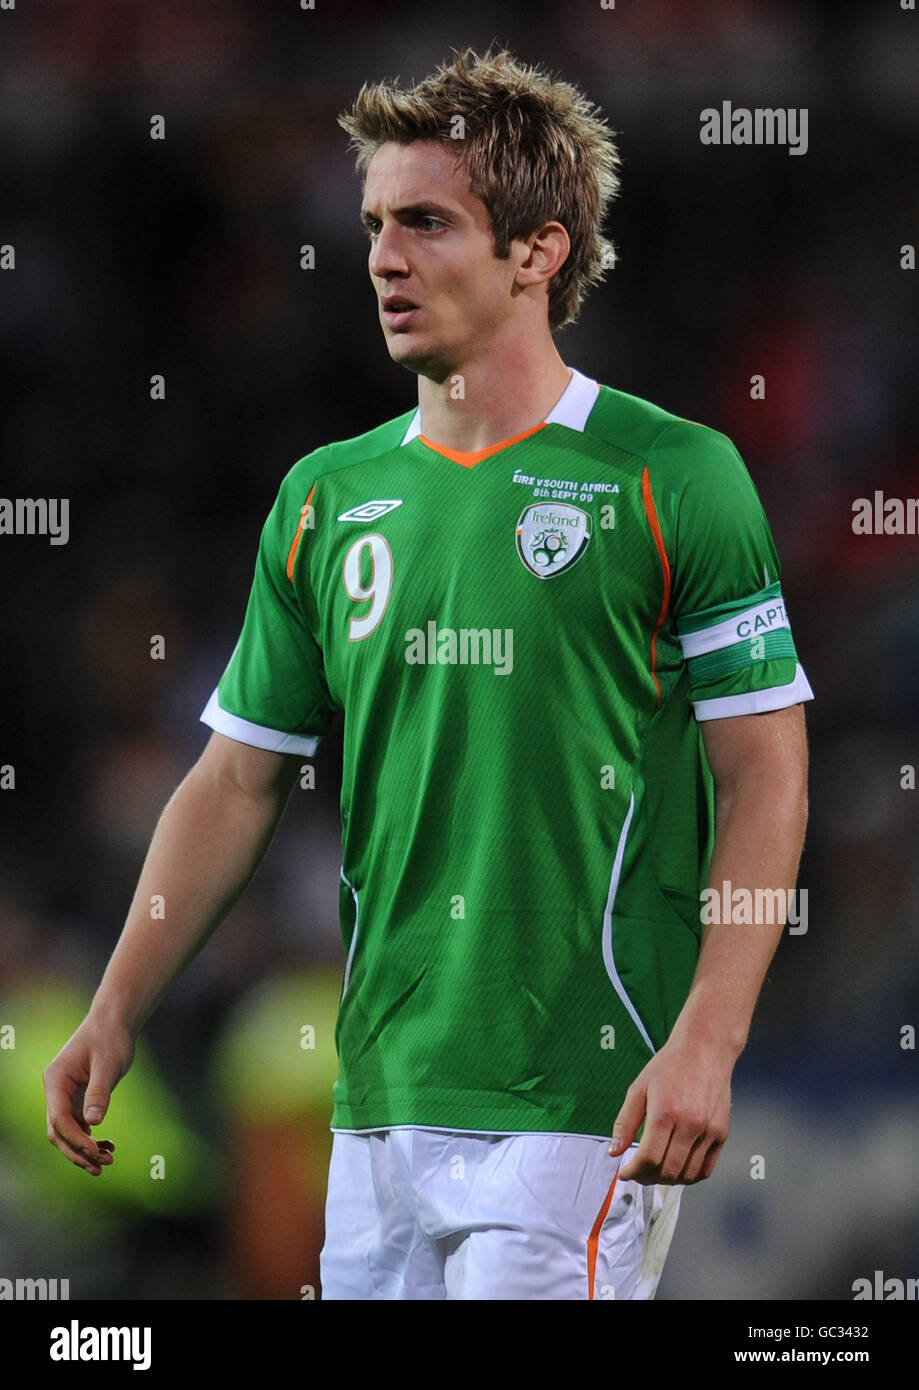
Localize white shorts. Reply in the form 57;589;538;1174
320;1127;682;1300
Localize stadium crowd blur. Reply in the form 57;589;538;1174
1;0;917;1299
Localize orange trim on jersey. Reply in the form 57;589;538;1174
587;1173;619;1300
640;465;672;704
286;484;315;582
418;421;547;468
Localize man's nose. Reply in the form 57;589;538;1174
369;220;410;279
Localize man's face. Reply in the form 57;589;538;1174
361;140;525;380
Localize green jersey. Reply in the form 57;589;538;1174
201;367;813;1138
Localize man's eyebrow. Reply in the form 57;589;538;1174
360;201;456;225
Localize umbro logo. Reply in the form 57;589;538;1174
337;499;404;522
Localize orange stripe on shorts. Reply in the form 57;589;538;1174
587;1173;618;1300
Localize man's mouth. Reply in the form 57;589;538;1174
382;299;420;327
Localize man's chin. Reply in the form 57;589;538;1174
385;334;444;378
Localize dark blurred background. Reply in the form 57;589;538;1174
1;0;917;1300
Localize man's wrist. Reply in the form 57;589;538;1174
87;992;143;1039
668;1005;748;1061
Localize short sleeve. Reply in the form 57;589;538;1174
200;462;337;754
650;421;814;721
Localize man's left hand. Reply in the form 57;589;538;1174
608;1038;734;1185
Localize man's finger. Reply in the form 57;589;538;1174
659;1107;722;1181
49;1112;104;1163
82;1067;115;1126
696;1137;725;1183
617;1114;672;1181
45;1079;99;1157
608;1080;647;1157
47;1124;103;1173
673;1132;712;1184
49;1127;114;1171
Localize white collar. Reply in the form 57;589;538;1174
400;365;600;446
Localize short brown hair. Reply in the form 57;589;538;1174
337;46;621;331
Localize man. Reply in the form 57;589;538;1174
44;47;811;1300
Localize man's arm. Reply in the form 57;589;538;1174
43;731;301;1176
609;702;809;1184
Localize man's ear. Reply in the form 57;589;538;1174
514;221;571;290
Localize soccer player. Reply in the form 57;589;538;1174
44;47;812;1301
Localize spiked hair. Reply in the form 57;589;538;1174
338;46;621;330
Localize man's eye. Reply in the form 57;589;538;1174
363;217;443;236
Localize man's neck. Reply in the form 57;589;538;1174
416;343;572;453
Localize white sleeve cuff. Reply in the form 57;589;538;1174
200;688;320;755
692;663;814;721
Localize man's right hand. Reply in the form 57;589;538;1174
43;1019;135;1176
42;733;301;1178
